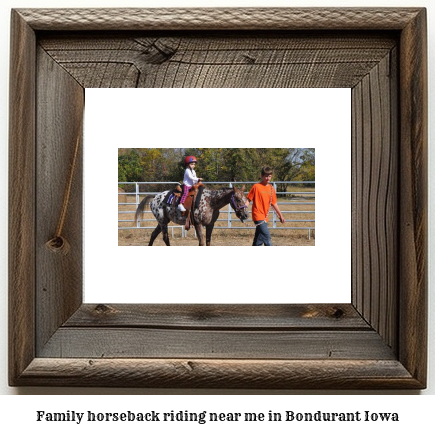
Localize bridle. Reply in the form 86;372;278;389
230;193;248;217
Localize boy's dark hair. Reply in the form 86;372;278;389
261;166;273;177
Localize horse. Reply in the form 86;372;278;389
134;185;249;246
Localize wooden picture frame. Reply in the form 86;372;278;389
9;8;427;389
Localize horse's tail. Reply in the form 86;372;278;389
135;195;153;225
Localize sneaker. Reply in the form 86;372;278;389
178;204;186;212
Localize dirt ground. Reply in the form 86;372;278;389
118;190;315;246
119;228;315;246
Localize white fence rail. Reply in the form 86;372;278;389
118;181;315;239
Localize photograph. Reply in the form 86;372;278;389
118;148;315;246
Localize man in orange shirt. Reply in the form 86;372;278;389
245;166;286;246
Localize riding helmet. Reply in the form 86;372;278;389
184;156;197;165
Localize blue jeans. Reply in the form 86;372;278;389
253;221;272;246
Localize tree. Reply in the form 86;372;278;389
118;148;315;187
184;148;225;182
293;148;315;181
118;149;142;183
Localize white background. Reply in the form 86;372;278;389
85;88;351;303
0;0;434;416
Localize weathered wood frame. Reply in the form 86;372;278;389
9;8;427;389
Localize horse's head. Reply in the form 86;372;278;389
230;185;249;223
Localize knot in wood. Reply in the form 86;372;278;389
45;236;70;255
94;304;116;315
332;308;345;319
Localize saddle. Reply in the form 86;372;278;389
163;185;182;206
162;183;204;230
183;182;204;231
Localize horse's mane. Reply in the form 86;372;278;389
207;187;233;196
208;187;233;191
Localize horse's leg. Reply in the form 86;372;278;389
195;223;205;246
206;210;220;246
159;224;170;246
150;220;170;246
155;207;171;246
149;225;162;246
205;223;214;246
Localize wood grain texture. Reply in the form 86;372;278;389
17;358;420;389
35;48;84;353
8;8;427;389
39;33;396;89
16;8;422;31
8;10;36;386
351;51;398;351
65;304;369;329
39;329;395;360
398;8;428;386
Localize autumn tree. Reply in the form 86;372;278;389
293;148;315;182
118;149;143;183
118;148;315;188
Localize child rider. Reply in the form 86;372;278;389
178;155;203;212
